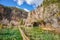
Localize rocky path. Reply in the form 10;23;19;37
18;26;30;40
41;27;60;33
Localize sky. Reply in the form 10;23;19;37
0;0;43;12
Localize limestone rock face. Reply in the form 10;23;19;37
25;7;44;27
44;4;59;19
25;0;60;27
44;4;60;28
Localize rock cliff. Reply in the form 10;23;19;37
0;4;28;26
25;0;60;28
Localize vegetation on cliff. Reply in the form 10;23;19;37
43;0;60;7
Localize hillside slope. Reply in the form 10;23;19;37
0;4;28;26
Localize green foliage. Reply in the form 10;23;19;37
0;24;3;29
22;27;60;40
19;19;25;25
0;27;23;40
43;0;60;7
37;19;44;23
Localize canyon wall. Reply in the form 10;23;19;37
25;0;60;28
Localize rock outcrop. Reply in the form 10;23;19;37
0;0;60;28
0;4;28;26
25;7;44;27
44;3;60;28
25;0;60;28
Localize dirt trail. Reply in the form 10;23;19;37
41;27;60;33
18;26;30;40
41;27;55;31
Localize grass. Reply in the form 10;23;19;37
21;27;60;40
0;27;23;40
